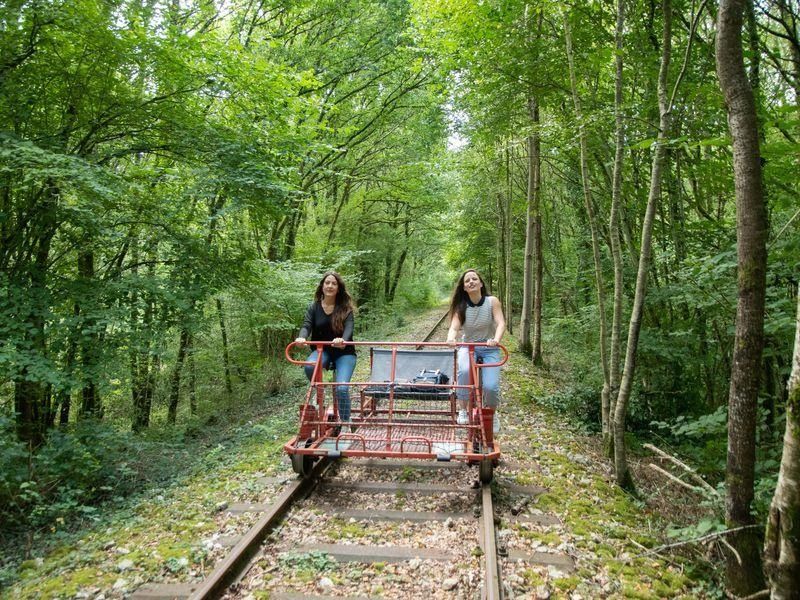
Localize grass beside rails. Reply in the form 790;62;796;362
502;336;720;599
2;385;302;599
2;303;448;598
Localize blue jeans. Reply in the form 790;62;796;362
304;351;357;422
456;346;501;408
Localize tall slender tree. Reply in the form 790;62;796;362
613;0;673;490
605;0;626;455
520;97;541;358
716;0;769;592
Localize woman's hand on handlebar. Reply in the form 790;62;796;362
294;337;307;347
331;337;345;348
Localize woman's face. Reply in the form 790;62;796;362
463;271;482;294
322;275;339;299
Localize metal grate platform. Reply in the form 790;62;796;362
318;423;469;455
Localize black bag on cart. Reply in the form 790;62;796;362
364;349;455;399
409;369;449;388
392;369;450;396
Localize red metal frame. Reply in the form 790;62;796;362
283;341;508;464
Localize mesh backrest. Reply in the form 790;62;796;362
369;348;456;382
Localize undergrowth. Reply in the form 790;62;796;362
0;303;446;595
0;362;306;592
505;344;723;598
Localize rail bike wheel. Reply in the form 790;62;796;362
291;453;315;478
479;458;494;484
291;438;315;478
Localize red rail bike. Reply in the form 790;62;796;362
284;341;508;483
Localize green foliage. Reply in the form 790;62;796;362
1;0;454;445
652;403;785;521
667;518;726;540
278;551;337;572
535;385;602;433
0;3;797;596
655;407;728;440
0;418;140;533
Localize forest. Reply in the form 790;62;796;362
1;0;798;597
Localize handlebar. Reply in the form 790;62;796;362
284;340;509;367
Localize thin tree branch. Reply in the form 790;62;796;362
648;463;707;494
644;443;721;497
630;524;764;560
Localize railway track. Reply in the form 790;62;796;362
132;312;515;600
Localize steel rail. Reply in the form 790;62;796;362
419;310;450;346
482;483;502;600
170;313;462;599
188;458;330;600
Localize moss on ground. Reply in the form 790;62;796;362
502;344;717;598
553;575;580;591
325;518;384;540
5;393;299;598
515;528;563;547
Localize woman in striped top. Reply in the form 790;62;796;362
445;269;506;431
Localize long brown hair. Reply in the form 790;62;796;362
314;271;355;334
448;268;488;324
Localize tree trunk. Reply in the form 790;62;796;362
267;214;287;261
131;347;153;433
606;0;626;457
355;199;374;305
524;10;544;365
717;0;769;592
284;200;306;260
504;174;513;334
188;332;197;416
14;184;58;446
167;326;190;425
613;0;673;491
131;238;156;432
78;250;101;420
531;98;543;366
58;309;78;426
58;392;71;425
217;297;234;397
384;247;393;301
520;98;539;358
564;13;610;434
764;286;800;600
388;238;408;304
327;177;353;244
496;189;506;306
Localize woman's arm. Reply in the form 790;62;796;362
488;297;506;346
341;311;354;340
333;311;354;348
446;312;462;344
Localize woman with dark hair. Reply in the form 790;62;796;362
295;271;357;426
445;269;506;431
